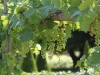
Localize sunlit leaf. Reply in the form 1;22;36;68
1;15;7;20
14;5;20;14
3;20;8;29
32;47;40;55
79;0;93;11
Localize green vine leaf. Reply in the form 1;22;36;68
46;20;56;29
12;16;24;26
76;55;86;68
65;25;72;39
1;15;7;20
18;26;33;42
41;0;52;5
24;9;35;18
29;13;40;24
68;0;80;8
79;0;93;11
13;69;21;75
52;0;62;9
39;6;51;18
80;9;97;32
71;10;81;18
86;47;100;67
3;20;8;30
38;25;47;32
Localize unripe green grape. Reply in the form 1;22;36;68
91;15;100;46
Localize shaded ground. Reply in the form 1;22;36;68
51;68;79;72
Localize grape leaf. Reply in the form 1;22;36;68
13;69;21;75
39;6;51;18
38;25;47;32
53;0;62;9
77;55;86;67
79;0;93;11
29;13;40;24
3;20;8;30
24;9;35;18
86;47;100;67
1;15;7;20
71;10;81;17
46;20;56;29
32;47;40;55
65;25;72;39
41;0;52;5
69;0;80;7
12;15;24;26
18;26;33;42
80;9;97;32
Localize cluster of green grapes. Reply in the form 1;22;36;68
91;15;100;46
36;22;67;58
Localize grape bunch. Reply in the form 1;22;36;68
91;15;100;46
37;22;67;58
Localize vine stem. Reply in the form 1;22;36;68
4;0;8;14
49;13;73;21
1;0;12;60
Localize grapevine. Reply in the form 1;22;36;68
91;0;100;46
91;16;100;46
0;0;100;74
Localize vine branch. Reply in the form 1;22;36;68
1;0;12;60
4;0;8;14
48;12;73;21
0;0;8;16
